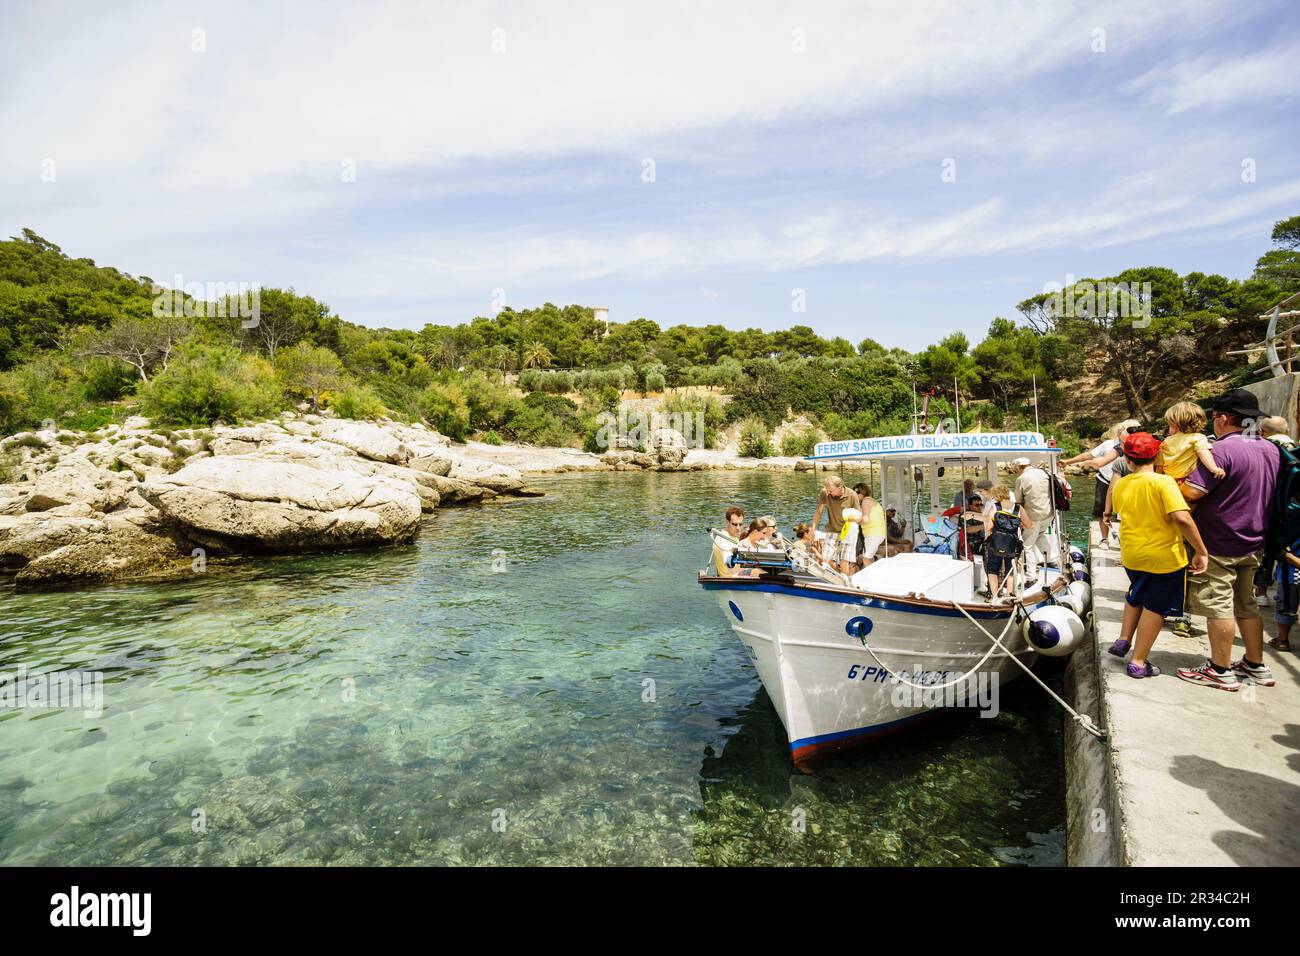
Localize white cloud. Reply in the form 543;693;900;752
1122;38;1300;114
1;0;1295;333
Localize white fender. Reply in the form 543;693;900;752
1022;605;1085;657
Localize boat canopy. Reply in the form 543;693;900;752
806;431;1062;463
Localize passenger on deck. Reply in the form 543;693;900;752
884;507;915;554
791;522;823;562
851;483;887;567
739;518;773;550
811;475;860;574
951;478;976;510
712;506;746;577
731;519;775;576
942;495;985;558
981;485;1032;602
1013;456;1058;577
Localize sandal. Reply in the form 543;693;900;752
1267;637;1292;651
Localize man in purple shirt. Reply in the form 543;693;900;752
1177;388;1280;691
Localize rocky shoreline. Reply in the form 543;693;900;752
1;410;1065;589
0;414;817;589
0;414;548;588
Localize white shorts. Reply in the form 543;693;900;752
860;535;885;560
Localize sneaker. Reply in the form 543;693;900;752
1127;661;1160;678
1176;661;1241;691
1231;659;1277;686
1107;638;1131;658
1170;619;1192;639
1255;593;1271;608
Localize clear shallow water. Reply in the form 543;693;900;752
0;470;1092;866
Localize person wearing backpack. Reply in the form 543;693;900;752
1012;457;1057;581
1176;388;1281;691
981;485;1031;602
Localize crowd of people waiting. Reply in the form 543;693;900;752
1088;388;1293;690
709;385;1296;692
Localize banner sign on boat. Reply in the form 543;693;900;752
810;431;1059;460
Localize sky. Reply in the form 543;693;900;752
2;0;1299;350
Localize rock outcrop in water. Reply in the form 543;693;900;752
0;414;535;587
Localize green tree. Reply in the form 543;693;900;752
1253;213;1300;293
276;342;346;411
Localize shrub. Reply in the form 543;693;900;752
331;384;387;420
481;429;503;445
737;417;772;458
3;355;81;431
578;383;621;413
138;343;281;426
662;389;725;448
61;403;128;434
463;372;522;431
417;382;470;440
781;428;819;457
644;370;666;393
509;392;580;447
80;356;138;402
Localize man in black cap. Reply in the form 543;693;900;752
1177;388;1280;691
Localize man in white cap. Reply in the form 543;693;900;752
1013;457;1057;579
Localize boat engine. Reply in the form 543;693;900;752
1022;605;1085;657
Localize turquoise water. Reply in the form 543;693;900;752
0;470;1092;866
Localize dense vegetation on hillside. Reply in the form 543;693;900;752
0;217;1295;453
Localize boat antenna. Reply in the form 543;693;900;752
1032;373;1040;433
953;375;961;434
911;379;918;435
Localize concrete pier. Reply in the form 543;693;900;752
1065;524;1300;866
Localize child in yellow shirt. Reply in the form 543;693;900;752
1160;402;1224;482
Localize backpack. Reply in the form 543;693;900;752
1267;441;1300;563
987;504;1024;559
1052;474;1072;512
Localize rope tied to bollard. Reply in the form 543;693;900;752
949;600;1108;740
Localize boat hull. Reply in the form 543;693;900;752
702;578;1044;766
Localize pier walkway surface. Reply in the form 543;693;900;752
1080;525;1300;865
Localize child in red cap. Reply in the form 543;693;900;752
1100;432;1210;678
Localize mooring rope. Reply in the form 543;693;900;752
853;610;1017;692
949;600;1108;740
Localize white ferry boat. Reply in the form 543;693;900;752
699;431;1088;768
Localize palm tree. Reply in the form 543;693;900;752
523;343;553;369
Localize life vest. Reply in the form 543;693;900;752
987;503;1023;558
